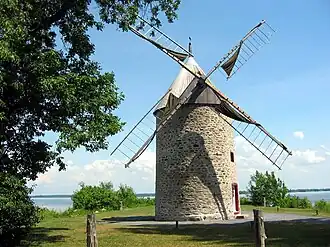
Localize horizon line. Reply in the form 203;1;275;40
30;188;330;197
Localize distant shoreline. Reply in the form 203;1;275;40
30;190;330;198
30;193;156;198
240;188;330;195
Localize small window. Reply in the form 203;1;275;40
230;152;235;162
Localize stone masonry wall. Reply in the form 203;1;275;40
155;104;238;221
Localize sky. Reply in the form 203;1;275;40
29;0;330;195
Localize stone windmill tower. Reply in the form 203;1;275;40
111;17;292;221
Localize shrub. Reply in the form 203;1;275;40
38;208;60;219
0;173;40;247
116;184;155;208
38;207;93;219
298;197;313;209
240;196;252;205
314;200;330;212
117;184;139;208
71;181;155;211
136;197;155;206
72;182;120;211
279;195;313;209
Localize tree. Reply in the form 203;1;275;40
0;0;182;244
0;173;40;247
247;170;288;207
0;0;181;180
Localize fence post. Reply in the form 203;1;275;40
253;209;267;247
86;214;98;247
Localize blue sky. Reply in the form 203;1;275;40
30;0;330;194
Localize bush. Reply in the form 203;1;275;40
136;197;155;207
297;197;313;209
117;184;155;208
72;182;120;211
314;200;330;212
117;184;139;208
72;181;155;211
38;207;94;219
38;208;61;219
240;196;252;205
279;195;313;209
0;173;40;247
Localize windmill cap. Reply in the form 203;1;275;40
153;56;206;115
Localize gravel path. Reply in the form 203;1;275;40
99;211;330;226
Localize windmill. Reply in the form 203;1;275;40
110;16;292;221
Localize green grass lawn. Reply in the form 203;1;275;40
242;205;330;217
22;205;330;247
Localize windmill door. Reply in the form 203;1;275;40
232;183;240;214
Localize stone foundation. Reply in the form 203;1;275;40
155;104;238;221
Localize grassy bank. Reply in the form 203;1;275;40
242;205;330;217
22;205;330;247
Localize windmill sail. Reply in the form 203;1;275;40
109;90;170;167
110;17;291;170
221;42;242;77
129;16;274;82
109;57;206;168
207;20;275;79
111;76;207;168
206;85;291;169
200;78;291;169
129;16;192;61
129;27;188;62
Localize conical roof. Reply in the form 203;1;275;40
152;56;250;123
154;57;207;112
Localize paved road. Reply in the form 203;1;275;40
99;210;330;226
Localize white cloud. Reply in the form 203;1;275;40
29;150;156;195
293;131;304;140
292;149;326;164
234;136;329;189
30;137;330;195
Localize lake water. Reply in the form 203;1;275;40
33;197;73;212
32;192;330;212
32;194;155;212
289;191;330;204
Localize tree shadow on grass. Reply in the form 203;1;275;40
20;227;69;246
115;219;330;247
